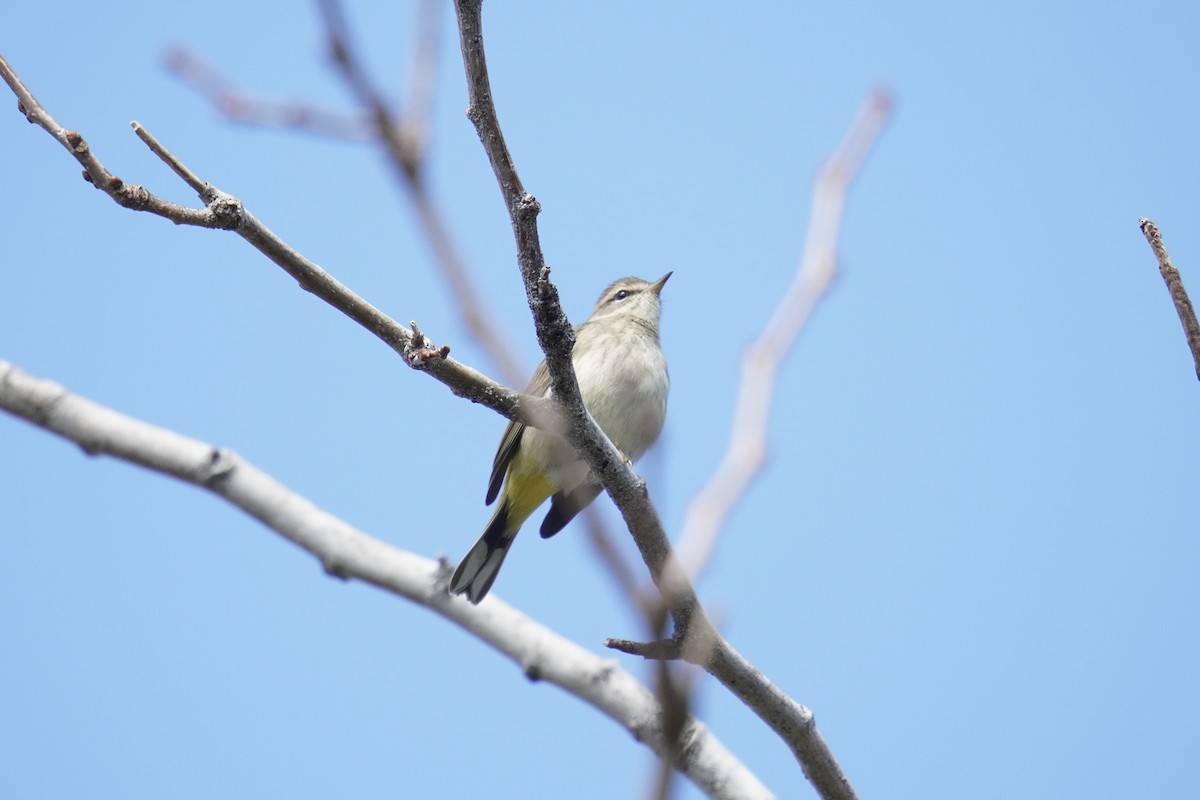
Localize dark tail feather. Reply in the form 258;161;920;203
540;483;602;539
449;503;511;604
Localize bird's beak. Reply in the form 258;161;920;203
651;272;673;295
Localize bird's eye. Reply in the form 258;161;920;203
614;290;630;301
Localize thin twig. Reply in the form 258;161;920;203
319;0;444;173
0;360;771;800
677;91;893;581
583;505;645;605
131;121;208;194
320;0;415;170
650;657;694;800
403;0;442;164
1;55;228;228
1140;218;1200;381
164;47;373;140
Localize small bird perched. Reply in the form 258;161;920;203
450;273;672;603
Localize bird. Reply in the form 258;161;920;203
449;273;672;603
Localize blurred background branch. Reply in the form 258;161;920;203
676;91;892;581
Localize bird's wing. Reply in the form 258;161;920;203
485;357;552;505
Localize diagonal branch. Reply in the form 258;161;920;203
319;0;425;179
5;57;228;228
677;91;892;580
164;46;373;139
0;360;771;800
1139;218;1200;381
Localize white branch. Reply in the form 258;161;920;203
0;359;770;800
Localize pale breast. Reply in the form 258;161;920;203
575;332;669;462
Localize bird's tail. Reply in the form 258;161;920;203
449;502;512;604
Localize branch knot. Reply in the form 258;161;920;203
207;193;244;230
200;447;237;487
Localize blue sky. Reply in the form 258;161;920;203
3;2;1199;798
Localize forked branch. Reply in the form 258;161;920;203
0;52;551;436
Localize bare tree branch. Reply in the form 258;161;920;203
3;58;230;228
1139;218;1200;381
0;360;771;800
319;0;527;385
401;0;442;165
650;658;696;800
450;4;863;798
319;0;442;178
0;51;550;435
677;91;892;580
